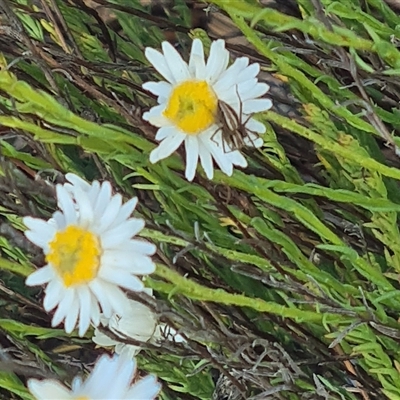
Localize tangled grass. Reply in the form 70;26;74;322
0;0;400;399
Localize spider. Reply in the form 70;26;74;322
212;86;260;153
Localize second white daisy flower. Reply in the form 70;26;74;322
23;173;156;337
28;354;161;399
142;38;272;181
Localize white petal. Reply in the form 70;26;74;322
213;57;249;96
69;375;82;394
129;256;156;275
102;251;156;275
27;379;73;399
227;150;248;167
89;279;112;318
24;231;49;251
237;62;259;82
65;173;91;192
142;81;172;100
143;105;170;128
52;288;75;327
202;135;233;176
198;142;214;179
64;297;80;334
23;217;52;235
246;118;266;134
239;82;270;101
244;135;263;148
74;187;94;228
99;268;144;292
99;315;109;326
188;38;206;79
115;302;156;341
81;355;115;397
93;329;118;347
117;344;139;358
95;193;122;234
93;181;112;217
184;136;199;181
205;39;229;84
101;218;145;248
243;98;273;114
89;290;101;327
101;250;136;268
126;375;161;399
155;125;177;141
161;41;191;82
56;185;77;225
102;282;131;314
26;265;54;286
51;211;66;230
124;239;156;256
77;286;92;337
145;47;175;83
108;197;138;230
43;279;64;311
112;360;137;398
236;78;258;98
214;154;233;176
149;132;186;163
87;180;101;204
23;218;55;248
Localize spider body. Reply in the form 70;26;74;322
212;87;258;153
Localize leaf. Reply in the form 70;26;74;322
0;319;68;339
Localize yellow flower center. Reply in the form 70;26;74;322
163;80;217;134
74;397;90;400
47;225;101;287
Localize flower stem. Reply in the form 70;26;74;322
152;264;340;323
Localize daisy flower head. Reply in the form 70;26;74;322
23;173;157;337
27;354;161;400
142;38;272;181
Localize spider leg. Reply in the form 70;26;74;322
243;117;262;148
212;126;232;154
210;126;221;146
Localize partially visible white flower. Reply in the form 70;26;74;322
93;289;185;358
142;38;272;181
93;289;158;359
23;173;156;337
27;354;161;399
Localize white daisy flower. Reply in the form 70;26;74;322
27;354;161;400
142;38;272;181
93;288;185;358
23;173;157;337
